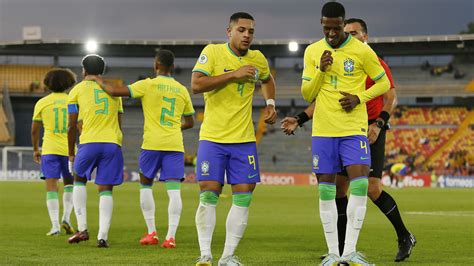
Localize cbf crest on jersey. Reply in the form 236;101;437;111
312;155;319;170
343;58;355;76
201;161;210;176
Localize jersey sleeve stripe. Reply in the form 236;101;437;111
67;104;78;114
192;69;211;76
372;71;386;81
127;85;134;98
183;112;195;117
260;74;270;82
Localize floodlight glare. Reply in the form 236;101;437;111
288;41;299;52
85;40;98;53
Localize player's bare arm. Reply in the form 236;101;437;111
280;101;315;135
84;75;131;97
67;112;79;162
31;121;42;163
368;88;398;144
181;115;194;130
261;74;277;124
191;65;256;94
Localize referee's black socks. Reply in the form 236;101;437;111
373;191;410;239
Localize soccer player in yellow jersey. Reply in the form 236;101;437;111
300;2;390;265
191;12;277;266
86;50;195;248
67;54;124;248
31;68;77;236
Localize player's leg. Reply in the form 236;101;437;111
218;141;259;265
137;149;160;245
340;136;371;261
60;156;75;234
313;137;341;262
367;130;415;261
195;141;226;265
45;178;60;236
68;144;98;244
160;151;185;248
219;183;256;266
41;155;61;236
95;143;124;248
335;173;349;256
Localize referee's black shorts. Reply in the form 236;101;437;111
339;120;386;179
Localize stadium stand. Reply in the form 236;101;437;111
0;65;52;93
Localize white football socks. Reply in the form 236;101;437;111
73;184;87;231
61;186;74;223
140;187;156;234
320;199;339;255
166;189;182;239
196;202;217;257
222;205;249;258
46;192;60;231
98;192;113;241
343;194;367;257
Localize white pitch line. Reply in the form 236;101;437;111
405;211;474;217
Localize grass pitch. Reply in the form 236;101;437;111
0;182;473;265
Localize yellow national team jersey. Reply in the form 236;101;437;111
128;76;195;152
302;35;386;137
32;93;69;156
391;163;406;174
68;80;123;145
192;43;270;143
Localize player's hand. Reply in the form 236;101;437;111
320;50;333;72
33;150;41;164
368;123;381;144
280;117;298;135
84;75;104;87
233;65;257;83
339;91;360;112
264;104;277;124
68;156;75;175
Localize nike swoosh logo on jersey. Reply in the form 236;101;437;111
224;68;233;72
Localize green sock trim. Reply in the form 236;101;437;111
64;185;74;192
318;183;336;201
99;191;113;197
74;181;86;186
350;177;368;196
165;181;182;190
140;184;152;189
232;193;253;207
46;191;59;200
199;191;219;205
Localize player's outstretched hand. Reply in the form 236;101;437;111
264;104;277;124
233;65;257;83
339;91;360;112
368;123;381;144
33;150;41;164
320;50;333;72
280;117;298;135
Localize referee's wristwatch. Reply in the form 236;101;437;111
375;119;385;129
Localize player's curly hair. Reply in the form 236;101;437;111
43;68;77;93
